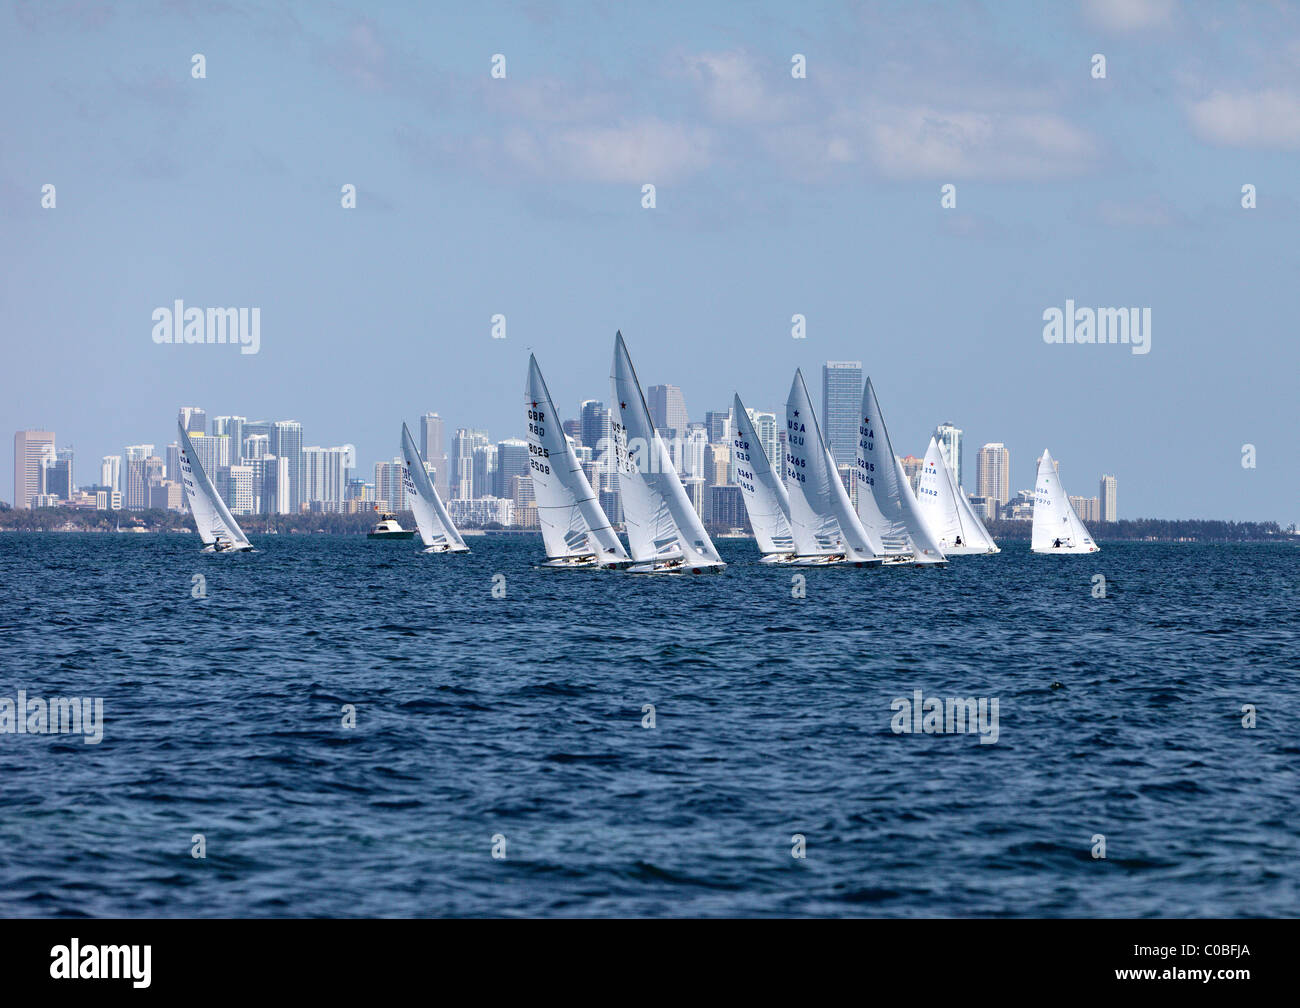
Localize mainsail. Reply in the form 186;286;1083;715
177;420;251;551
610;331;724;571
731;393;795;557
854;378;945;564
527;354;629;566
1031;449;1099;553
784;369;879;562
400;422;468;552
916;437;999;554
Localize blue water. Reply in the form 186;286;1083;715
1;533;1296;917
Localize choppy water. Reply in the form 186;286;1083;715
0;533;1296;917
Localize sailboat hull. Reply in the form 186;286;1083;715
202;544;255;554
789;554;882;568
421;544;470;554
942;544;1001;555
626;561;726;575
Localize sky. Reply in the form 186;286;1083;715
2;0;1297;522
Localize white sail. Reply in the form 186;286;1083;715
784;369;879;563
527;354;629;566
853;378;945;564
400;422;468;553
610;331;724;571
177;420;251;551
916;437;999;554
731;393;795;557
1032;449;1099;554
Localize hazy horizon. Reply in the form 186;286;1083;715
3;1;1297;523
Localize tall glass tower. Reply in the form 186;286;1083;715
821;361;862;468
935;422;963;489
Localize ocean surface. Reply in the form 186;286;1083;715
1;532;1296;918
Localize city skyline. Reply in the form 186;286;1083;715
10;371;1131;534
4;5;1298;523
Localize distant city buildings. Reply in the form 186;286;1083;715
977;442;1010;510
821;361;862;468
1100;474;1118;522
647;385;688;438
12;430;55;509
936;422;963;489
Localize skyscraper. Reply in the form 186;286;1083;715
1099;475;1118;522
45;449;74;500
178;407;207;435
303;446;350;506
374;458;406;511
451;428;489;499
647;384;689;437
936;422;964;489
12;430;55;509
212;416;246;464
580;401;613;467
270;421;304;513
821;362;862;468
494;438;530;499
100;455;121;494
471;444;498;499
977;442;1010;509
420;413;448;499
704;410;731;443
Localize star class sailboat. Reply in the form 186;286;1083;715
854;377;947;566
783;369;882;567
915;437;999;555
732;393;797;563
177;419;253;553
610;331;725;574
400;422;469;554
527;353;631;568
1031;449;1099;554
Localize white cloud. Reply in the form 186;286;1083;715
1082;0;1175;32
502;119;713;183
680;50;790;123
857;107;1097;179
1189;89;1300;148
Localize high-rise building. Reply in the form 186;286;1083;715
303;446;350;505
178;407;207;435
189;433;231;476
262;455;290;514
451;429;489;499
899;454;924;495
374;458;406;511
681;428;708;480
44;449;74;500
242;434;270;460
935;422;964;489
977;443;1010;510
704;410;731;443
821;362;862;468
1099;475;1118;522
580;401;612;462
12;430;55;509
420;413;449;499
1070;495;1101;524
562;419;583;446
270;421;304;512
212;417;246;464
647;385;689;437
494;438;530;499
471;444;498;499
100;455;122;494
121;445;155;511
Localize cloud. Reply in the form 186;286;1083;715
325;20;390;92
1188;89;1300;148
501;119;713;183
1081;0;1174;32
849;106;1097;180
678;50;791;123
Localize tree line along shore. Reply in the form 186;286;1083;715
0;505;1292;543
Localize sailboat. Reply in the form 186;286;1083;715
400;422;469;554
732;393;797;562
527;353;631;568
1031;449;1099;554
610;331;725;574
915;437;999;555
177;420;253;553
783;369;882;567
854;378;946;566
